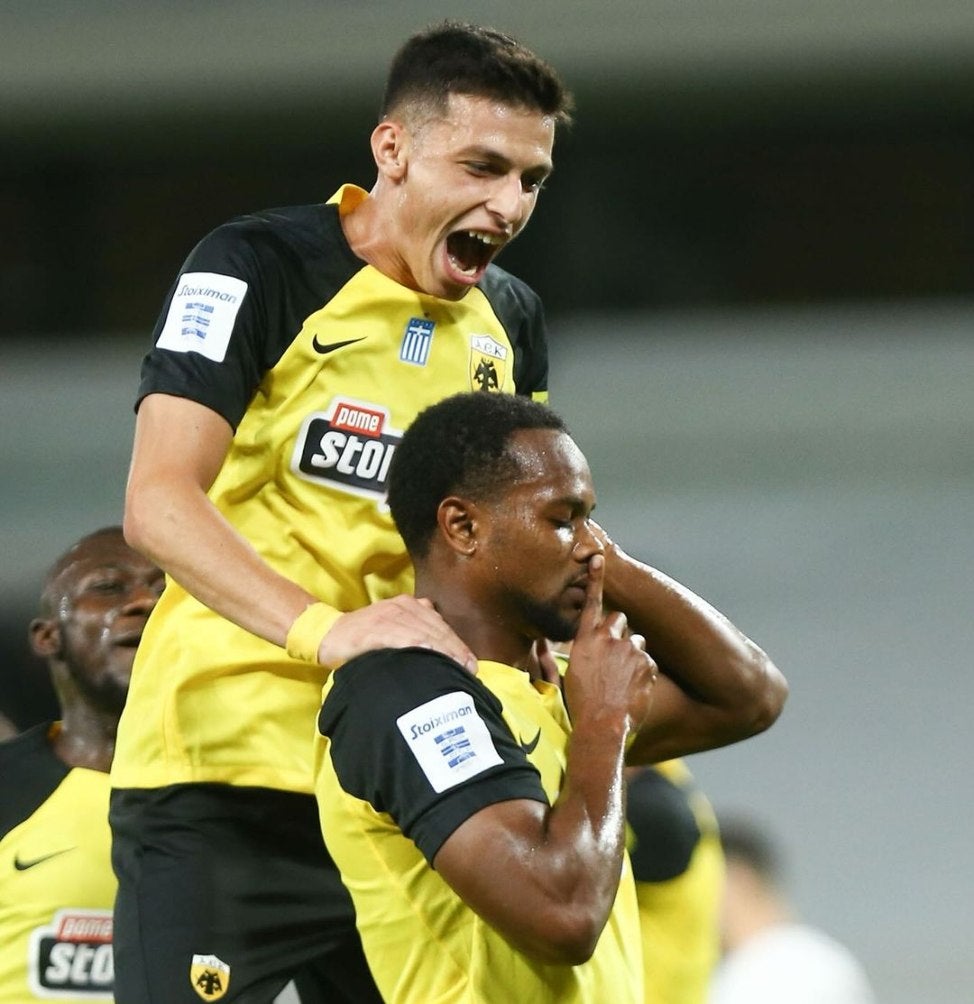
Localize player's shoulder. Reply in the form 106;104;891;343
177;201;355;298
626;764;702;882
0;721;56;769
478;262;542;309
205;202;339;255
0;723;69;839
321;648;498;729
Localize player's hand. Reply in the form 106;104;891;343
318;595;477;674
563;554;658;734
533;638;564;687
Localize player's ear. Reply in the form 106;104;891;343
29;617;61;659
438;496;479;556
371;120;407;181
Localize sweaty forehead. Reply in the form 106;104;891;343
411;94;555;154
47;533;143;593
506;428;591;492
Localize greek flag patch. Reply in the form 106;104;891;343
399;318;434;366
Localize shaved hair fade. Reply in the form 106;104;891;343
381;20;574;127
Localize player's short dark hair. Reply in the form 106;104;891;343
717;815;784;883
387;392;567;558
382;20;574;126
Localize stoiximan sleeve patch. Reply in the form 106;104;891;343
156;271;248;362
396;691;503;793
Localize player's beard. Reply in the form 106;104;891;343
68;657;131;718
512;589;579;644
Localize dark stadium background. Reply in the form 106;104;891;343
3;5;972;1001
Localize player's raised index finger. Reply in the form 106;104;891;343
578;553;604;631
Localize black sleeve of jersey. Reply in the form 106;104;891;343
0;723;69;839
478;265;549;396
319;649;548;864
137;204;361;429
137;222;266;428
626;767;701;883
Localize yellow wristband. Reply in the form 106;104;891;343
285;602;343;664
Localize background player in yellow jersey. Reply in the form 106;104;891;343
315;392;788;1004
626;761;724;1004
0;527;162;1003
110;20;577;1004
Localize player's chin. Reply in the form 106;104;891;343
108;645;139;677
547;608;580;644
92;673;131;716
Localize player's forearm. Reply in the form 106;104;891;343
515;715;630;963
124;475;317;649
603;542;787;733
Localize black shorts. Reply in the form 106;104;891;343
110;783;382;1004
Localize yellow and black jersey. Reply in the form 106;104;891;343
626;760;724;1004
315;650;643;1004
112;184;550;794
0;724;115;1002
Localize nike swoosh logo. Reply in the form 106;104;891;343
518;729;542;755
14;848;75;871
312;335;365;355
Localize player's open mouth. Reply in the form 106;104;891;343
446;229;504;279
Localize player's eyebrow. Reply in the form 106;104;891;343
459;143;554;180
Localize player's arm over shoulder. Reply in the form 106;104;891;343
124;392;319;647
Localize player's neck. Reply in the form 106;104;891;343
341;186;415;290
51;709;118;773
415;580;534;673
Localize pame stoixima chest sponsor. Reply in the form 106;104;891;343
27;909;113;997
291;398;403;502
